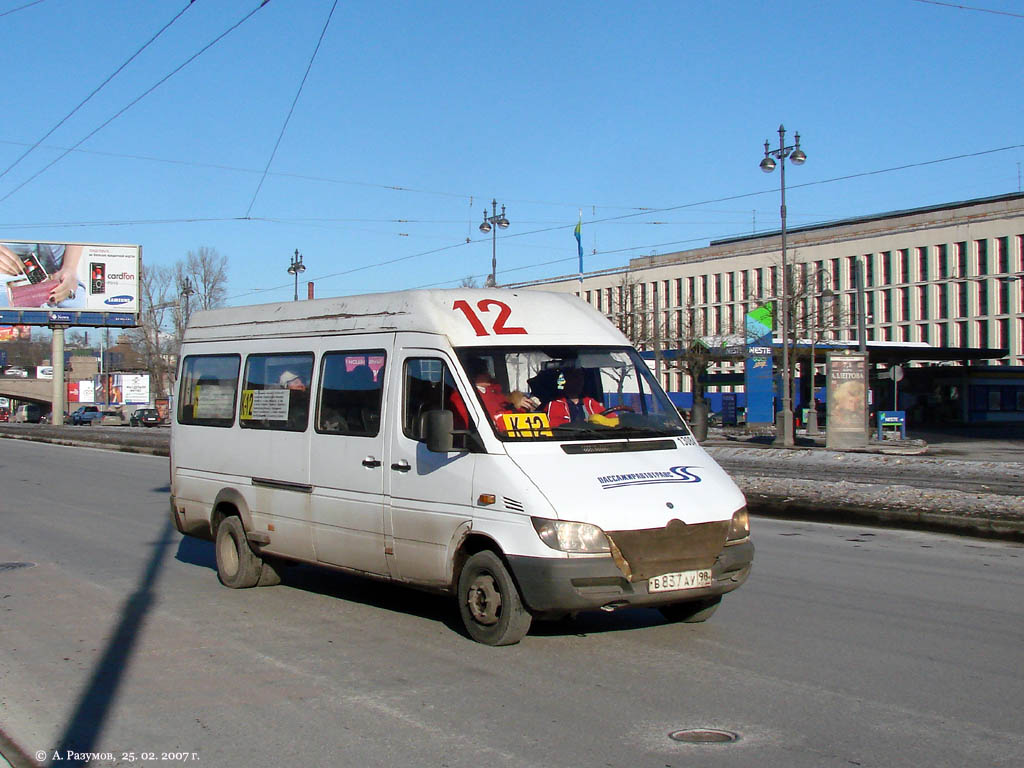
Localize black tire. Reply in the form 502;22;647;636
457;550;532;646
658;596;721;624
215;516;262;588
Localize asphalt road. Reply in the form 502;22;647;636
1;441;1022;768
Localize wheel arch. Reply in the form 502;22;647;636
450;531;513;591
211;487;253;537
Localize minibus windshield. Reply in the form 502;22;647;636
455;346;690;441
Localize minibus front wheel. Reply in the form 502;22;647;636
458;550;532;646
216;516;266;589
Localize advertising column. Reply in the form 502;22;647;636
826;350;869;450
744;303;775;426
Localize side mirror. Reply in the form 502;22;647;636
424;409;454;453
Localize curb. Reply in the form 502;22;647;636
745;494;1024;543
0;432;169;458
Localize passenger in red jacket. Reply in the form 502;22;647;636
546;368;604;427
452;358;538;431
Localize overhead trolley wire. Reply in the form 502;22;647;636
0;0;47;19
909;0;1024;20
0;0;272;207
245;0;338;217
0;0;198;183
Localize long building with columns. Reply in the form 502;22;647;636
508;192;1024;422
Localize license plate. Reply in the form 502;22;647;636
648;569;713;593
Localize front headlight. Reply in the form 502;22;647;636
726;507;750;543
531;517;610;553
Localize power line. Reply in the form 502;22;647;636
0;0;272;206
0;0;46;18
909;0;1024;19
0;0;197;183
225;237;473;302
245;0;338;217
0;139;654;212
5;142;1022;300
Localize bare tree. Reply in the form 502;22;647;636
124;264;176;397
604;271;746;415
125;247;230;398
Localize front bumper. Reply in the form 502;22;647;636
507;538;753;616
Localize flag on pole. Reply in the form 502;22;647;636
574;213;583;282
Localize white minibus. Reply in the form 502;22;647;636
170;289;753;645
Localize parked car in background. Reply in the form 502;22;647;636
98;410;125;426
40;410;67;424
0;407;9;422
12;404;41;423
130;407;162;427
71;405;102;425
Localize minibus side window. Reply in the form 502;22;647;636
239;353;314;432
403;358;474;447
177;354;240;427
316;351;386;437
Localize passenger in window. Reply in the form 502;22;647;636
456;357;539;430
279;370;307;392
278;369;309;429
546;368;605;427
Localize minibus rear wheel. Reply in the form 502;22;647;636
458;550;532;646
215;516;262;589
658;596;721;623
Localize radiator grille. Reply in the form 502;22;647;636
605;519;729;582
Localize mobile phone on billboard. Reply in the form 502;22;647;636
20;253;48;284
90;262;106;295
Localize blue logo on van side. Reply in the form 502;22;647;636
597;466;702;490
104;295;133;306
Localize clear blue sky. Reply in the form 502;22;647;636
2;0;1022;305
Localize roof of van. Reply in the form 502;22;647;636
183;288;629;347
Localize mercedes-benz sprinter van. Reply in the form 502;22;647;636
170;289;753;645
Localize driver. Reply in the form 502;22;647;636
546;368;605;428
453;357;539;430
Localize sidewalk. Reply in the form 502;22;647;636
705;422;1024;463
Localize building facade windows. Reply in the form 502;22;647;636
937;244;949;278
517;194;1024;388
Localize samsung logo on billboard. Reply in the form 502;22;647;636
104;295;134;306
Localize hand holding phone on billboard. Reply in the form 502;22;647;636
0;244;24;277
47;245;83;304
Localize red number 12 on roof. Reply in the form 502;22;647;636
453;299;527;336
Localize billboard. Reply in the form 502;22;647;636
0;241;140;327
79;380;95;403
0;325;31;340
93;373;150;405
826;351;869;450
119;374;150;404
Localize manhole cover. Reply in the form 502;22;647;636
0;562;36;572
669;729;739;744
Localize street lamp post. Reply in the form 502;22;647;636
288;249;305;301
759;124;806;447
479;199;509;288
179;276;195;320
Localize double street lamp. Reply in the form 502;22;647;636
179;276;195;319
479;199;509;288
759;124;806;447
287;249;305;302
